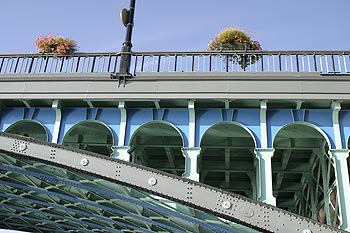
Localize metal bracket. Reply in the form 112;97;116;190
110;72;133;87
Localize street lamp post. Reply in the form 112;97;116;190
111;0;136;84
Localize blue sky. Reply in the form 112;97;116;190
0;0;349;54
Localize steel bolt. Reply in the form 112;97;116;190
222;201;232;209
18;143;27;152
80;158;89;166
148;177;157;186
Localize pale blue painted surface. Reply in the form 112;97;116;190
196;109;260;147
126;108;189;146
306;110;334;147
268;110;293;148
234;109;261;148
59;108;89;143
340;111;350;149
1;107;349;150
125;109;153;145
269;109;336;149
58;108;121;144
162;109;189;146
196;109;222;146
94;108;121;146
0;108;55;142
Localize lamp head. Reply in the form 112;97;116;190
120;8;129;27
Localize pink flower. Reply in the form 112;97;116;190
34;34;78;55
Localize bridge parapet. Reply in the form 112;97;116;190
1;50;350;75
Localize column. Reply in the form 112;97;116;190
260;100;268;148
255;148;276;206
188;100;195;147
51;100;61;143
111;146;131;161
118;101;127;147
329;149;350;231
110;101;130;161
182;147;201;181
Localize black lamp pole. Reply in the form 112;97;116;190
112;0;136;81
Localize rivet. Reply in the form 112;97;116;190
148;177;157;186
222;201;232;209
18;143;27;152
302;229;312;233
80;158;89;166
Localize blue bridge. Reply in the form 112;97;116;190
0;51;350;232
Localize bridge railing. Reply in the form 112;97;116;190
0;53;120;74
1;51;350;75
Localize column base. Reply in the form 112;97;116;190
257;196;276;206
111;146;130;161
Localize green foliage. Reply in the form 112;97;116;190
208;28;262;69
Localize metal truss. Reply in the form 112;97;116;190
0;132;345;233
295;149;340;226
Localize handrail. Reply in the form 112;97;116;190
1;50;350;57
0;50;349;75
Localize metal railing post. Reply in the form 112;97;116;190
111;0;136;84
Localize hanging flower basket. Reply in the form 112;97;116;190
34;34;78;55
208;28;262;69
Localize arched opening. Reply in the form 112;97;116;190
62;120;114;156
273;123;339;227
199;122;256;198
129;121;185;176
5;120;48;141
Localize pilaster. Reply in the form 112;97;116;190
118;101;127;146
188;100;195;147
51;100;61;144
260;100;268;148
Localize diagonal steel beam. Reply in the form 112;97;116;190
0;132;344;233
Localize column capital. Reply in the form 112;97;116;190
255;148;275;153
254;148;275;159
182;147;201;153
111;146;130;150
329;149;349;160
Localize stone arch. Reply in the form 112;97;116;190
5;119;48;141
62;120;114;156
273;122;339;227
129;120;185;176
199;122;257;198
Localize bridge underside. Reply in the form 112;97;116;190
0;133;341;233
